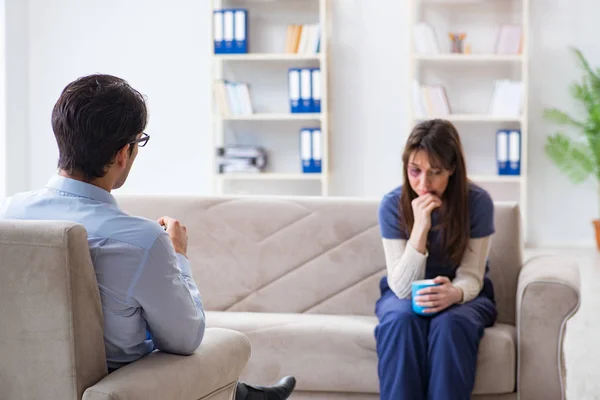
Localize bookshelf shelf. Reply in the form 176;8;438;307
218;113;323;121
469;175;522;183
409;0;529;239
415;54;522;62
415;114;523;123
210;0;330;196
217;173;323;181
214;53;323;61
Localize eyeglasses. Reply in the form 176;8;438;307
129;132;150;147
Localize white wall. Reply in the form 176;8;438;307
5;0;29;196
27;0;212;195
18;0;599;246
527;0;598;247
0;0;5;198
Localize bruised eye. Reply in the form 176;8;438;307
409;168;420;177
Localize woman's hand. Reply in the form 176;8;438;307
411;194;442;234
414;276;463;313
409;194;442;254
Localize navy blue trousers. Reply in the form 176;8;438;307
375;278;497;400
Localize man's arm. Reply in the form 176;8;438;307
132;230;206;355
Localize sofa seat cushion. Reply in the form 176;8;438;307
206;312;516;395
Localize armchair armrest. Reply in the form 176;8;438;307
517;255;580;400
83;328;251;400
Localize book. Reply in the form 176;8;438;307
413;23;440;54
213;81;254;117
414;83;451;117
217;146;267;174
489;80;522;117
284;24;320;54
495;25;522;55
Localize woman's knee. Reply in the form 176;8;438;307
430;310;482;338
379;308;423;327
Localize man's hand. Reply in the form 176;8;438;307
414;276;463;314
158;217;188;258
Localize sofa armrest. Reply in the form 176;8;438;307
83;328;251;400
516;255;580;400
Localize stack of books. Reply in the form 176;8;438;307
217;146;267;174
213;80;254;117
284;24;321;54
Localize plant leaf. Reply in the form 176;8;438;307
573;47;600;102
545;133;595;183
543;108;585;128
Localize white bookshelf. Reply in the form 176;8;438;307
217;173;323;181
215;53;324;62
210;0;330;196
408;0;529;238
415;54;522;62
219;113;323;121
470;175;523;184
416;114;523;123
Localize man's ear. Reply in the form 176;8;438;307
115;144;130;168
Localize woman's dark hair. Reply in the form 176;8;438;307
399;119;469;266
52;74;148;180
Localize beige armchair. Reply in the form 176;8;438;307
0;220;250;400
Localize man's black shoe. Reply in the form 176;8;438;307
236;376;297;400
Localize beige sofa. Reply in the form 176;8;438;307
116;195;581;400
0;220;251;400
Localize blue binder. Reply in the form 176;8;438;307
233;9;248;54
213;10;224;54
289;69;301;113
300;68;313;113
300;129;313;173
508;130;521;175
311;68;321;113
311;128;322;173
496;130;509;175
223;9;234;53
299;128;322;173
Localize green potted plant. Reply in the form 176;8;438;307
544;47;600;249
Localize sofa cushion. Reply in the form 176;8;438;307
206;312;516;395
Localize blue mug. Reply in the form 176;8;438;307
412;279;440;316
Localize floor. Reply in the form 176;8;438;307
524;248;600;400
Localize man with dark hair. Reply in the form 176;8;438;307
0;74;295;400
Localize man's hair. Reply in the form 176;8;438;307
52;74;148;180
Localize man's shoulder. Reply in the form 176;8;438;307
0;188;52;218
101;212;165;251
0;188;165;251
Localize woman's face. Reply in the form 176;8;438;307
407;150;453;198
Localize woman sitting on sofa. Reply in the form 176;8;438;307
375;119;497;400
